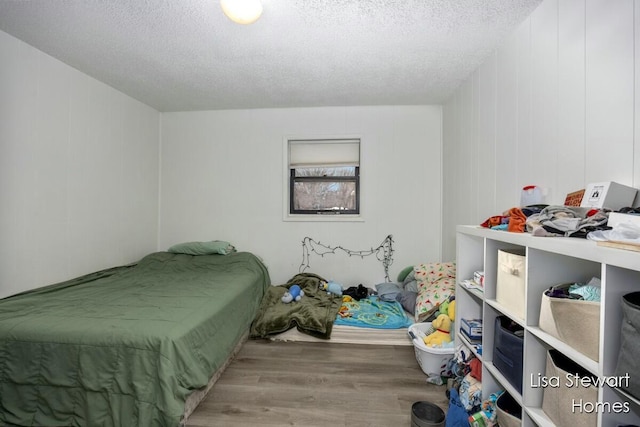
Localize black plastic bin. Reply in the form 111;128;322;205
411;401;445;427
493;316;524;393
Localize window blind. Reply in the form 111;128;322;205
289;139;360;168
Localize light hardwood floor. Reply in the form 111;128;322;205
186;339;449;427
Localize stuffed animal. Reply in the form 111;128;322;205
282;284;304;303
447;300;456;320
320;280;343;296
438;300;450;316
423;313;452;347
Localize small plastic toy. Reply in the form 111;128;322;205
281;284;304;303
320;280;343;296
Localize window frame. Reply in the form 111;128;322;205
289;166;360;215
283;136;363;222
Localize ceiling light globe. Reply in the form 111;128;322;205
220;0;263;25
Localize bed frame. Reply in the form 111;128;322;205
181;331;248;424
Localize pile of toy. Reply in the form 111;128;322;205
444;345;493;426
443;347;522;426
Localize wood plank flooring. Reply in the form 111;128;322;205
186;339;449;427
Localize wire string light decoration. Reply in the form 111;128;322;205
299;235;395;282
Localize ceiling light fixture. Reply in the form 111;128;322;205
220;0;263;25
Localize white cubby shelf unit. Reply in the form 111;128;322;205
455;225;640;427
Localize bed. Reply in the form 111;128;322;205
0;250;270;427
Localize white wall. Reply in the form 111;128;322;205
0;30;160;298
442;0;640;260
159;106;442;286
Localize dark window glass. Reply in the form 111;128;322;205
290;167;359;214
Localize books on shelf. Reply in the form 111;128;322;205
460;279;483;292
460;318;483;341
461;271;485;293
459;321;483;356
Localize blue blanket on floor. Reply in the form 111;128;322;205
334;295;412;329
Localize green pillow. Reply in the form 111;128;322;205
168;240;236;255
397;265;414;282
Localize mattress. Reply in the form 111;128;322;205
270;323;414;346
0;251;270;427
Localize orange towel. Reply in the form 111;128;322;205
481;215;505;228
507;207;526;233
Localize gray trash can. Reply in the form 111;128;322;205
411;401;445;427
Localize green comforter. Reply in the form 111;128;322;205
0;251;270;427
250;273;342;339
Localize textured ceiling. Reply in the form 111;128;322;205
0;0;542;112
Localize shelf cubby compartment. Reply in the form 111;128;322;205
458;327;482;361
526;248;601;325
484;359;523;405
481;360;523;405
600;265;640;427
527;248;602;367
482;304;524;402
456;282;483;359
522;331;556;427
455;232;485;363
602;386;640;427
483;239;525;303
527;326;598;376
486;298;526;328
455;232;484;282
601;265;640;377
456;280;483;318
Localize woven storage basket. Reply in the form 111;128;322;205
539;284;600;361
542;350;597;427
495;391;521;427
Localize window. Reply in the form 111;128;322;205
288;138;360;215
